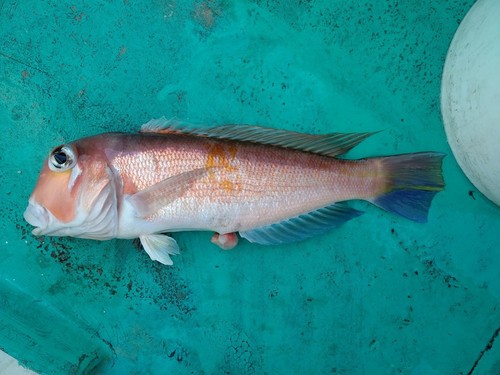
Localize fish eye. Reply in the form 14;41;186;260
48;145;77;172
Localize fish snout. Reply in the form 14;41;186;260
23;199;50;234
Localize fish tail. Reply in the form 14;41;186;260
370;152;445;223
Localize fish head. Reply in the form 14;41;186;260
24;136;119;240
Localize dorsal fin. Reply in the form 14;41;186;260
141;117;376;157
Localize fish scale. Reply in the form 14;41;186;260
102;133;381;233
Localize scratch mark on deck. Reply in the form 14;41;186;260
467;325;500;375
0;51;52;76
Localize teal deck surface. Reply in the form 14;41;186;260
1;1;500;374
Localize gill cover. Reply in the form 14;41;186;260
25;142;119;240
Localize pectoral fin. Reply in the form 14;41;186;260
128;168;207;218
139;234;180;265
239;203;363;245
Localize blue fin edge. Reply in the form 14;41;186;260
371;152;445;223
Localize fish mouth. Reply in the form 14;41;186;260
23;199;50;235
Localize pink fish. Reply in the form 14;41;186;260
24;118;444;265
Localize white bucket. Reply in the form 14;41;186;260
441;0;500;206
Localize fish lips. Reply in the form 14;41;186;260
23;199;50;235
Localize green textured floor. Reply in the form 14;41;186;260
1;1;500;374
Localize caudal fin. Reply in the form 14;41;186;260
371;152;445;223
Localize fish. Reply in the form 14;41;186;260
23;118;445;265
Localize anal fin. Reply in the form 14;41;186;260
239;204;363;246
